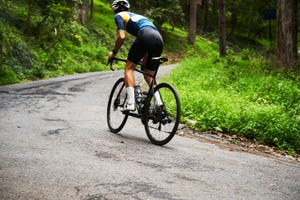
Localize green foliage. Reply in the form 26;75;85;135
169;49;300;153
0;19;36;81
0;0;113;84
138;0;185;30
0;65;20;85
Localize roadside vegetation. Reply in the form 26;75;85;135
168;44;300;155
0;1;114;85
0;0;299;155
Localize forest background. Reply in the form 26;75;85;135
0;0;299;155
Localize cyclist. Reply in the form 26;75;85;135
108;0;164;111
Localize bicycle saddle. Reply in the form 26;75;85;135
151;57;168;64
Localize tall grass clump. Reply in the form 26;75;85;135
169;49;300;154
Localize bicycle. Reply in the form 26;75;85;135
106;57;181;145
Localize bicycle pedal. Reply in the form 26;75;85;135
121;110;130;114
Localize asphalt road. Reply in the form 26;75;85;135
0;65;299;200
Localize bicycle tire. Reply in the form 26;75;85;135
144;83;181;145
107;78;128;133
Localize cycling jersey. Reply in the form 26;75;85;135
114;11;157;36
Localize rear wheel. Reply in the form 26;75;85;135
144;83;181;145
107;78;128;133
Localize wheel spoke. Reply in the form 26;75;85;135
144;83;181;145
107;78;128;133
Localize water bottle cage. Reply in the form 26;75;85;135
134;85;143;103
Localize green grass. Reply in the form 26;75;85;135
168;48;300;155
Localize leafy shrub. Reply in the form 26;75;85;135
0;65;20;85
0;20;37;81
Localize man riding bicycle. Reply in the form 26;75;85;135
108;0;164;111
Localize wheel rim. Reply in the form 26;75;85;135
107;78;128;133
145;83;180;145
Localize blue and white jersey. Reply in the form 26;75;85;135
114;12;157;36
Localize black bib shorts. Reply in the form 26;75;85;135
127;28;163;71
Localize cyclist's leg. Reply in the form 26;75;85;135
142;28;163;85
143;29;164;106
124;61;136;87
142;67;163;106
125;37;145;111
124;61;136;109
140;53;154;86
143;66;155;86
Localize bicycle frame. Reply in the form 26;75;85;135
108;57;161;119
107;56;180;145
108;57;158;85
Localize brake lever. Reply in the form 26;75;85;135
107;58;115;71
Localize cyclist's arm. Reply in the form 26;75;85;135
109;30;125;59
109;13;127;58
114;29;125;53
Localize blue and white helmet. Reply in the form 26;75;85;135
111;0;130;13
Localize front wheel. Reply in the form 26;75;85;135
144;83;181;145
107;78;128;133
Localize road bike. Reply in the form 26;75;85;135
106;57;181;145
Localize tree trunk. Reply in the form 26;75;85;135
212;0;218;31
202;0;209;33
89;0;94;24
276;0;297;69
188;0;198;45
198;0;209;34
79;0;89;25
218;0;226;57
229;11;237;36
